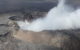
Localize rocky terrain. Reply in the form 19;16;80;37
0;11;80;50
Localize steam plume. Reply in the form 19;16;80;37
17;0;80;32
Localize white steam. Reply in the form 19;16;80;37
17;0;80;32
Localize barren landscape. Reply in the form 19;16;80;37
0;0;80;50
